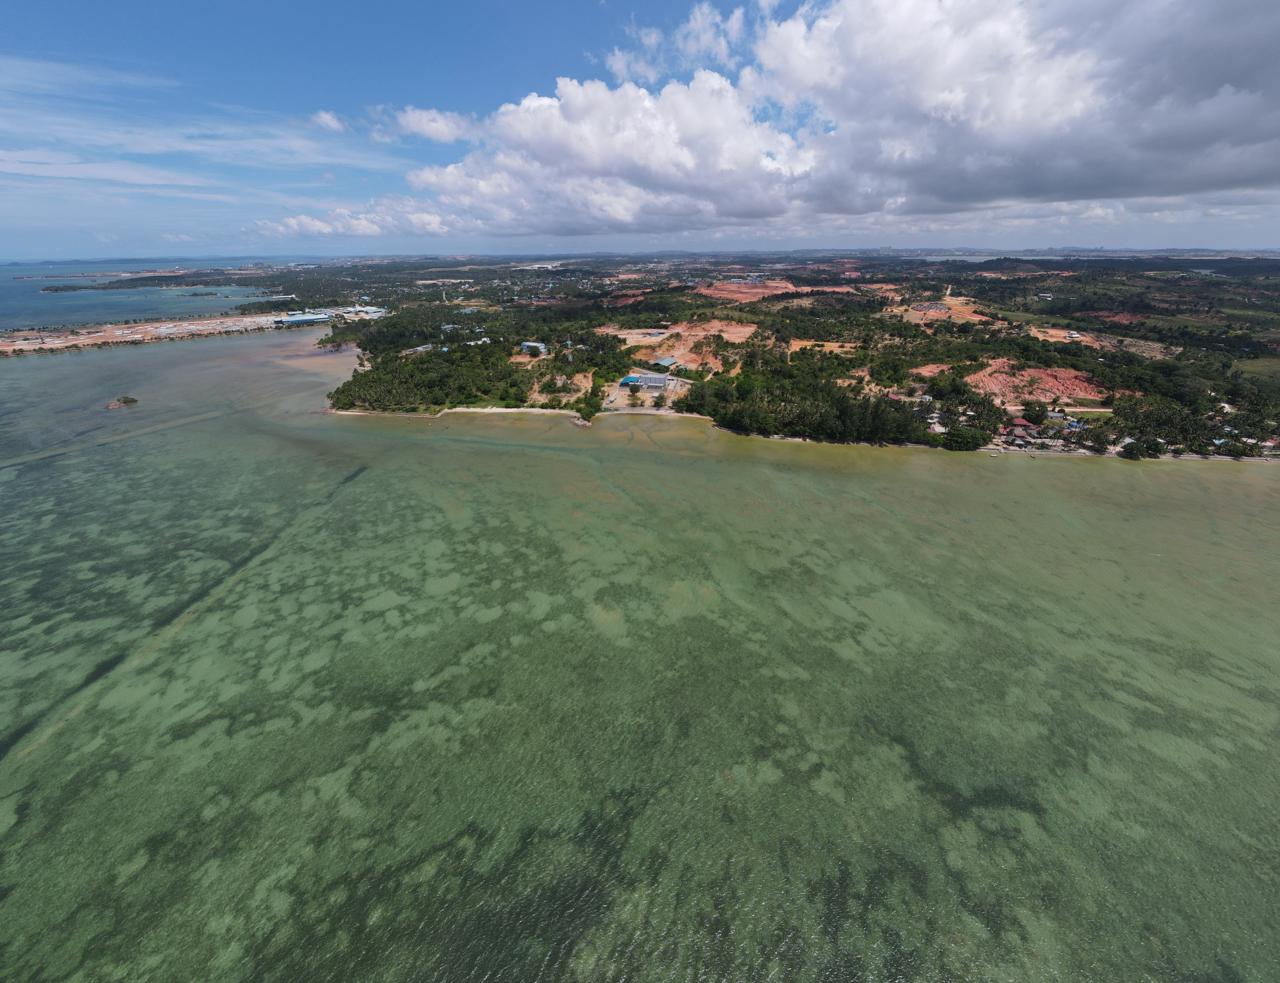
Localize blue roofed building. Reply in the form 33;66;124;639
274;313;331;327
620;374;669;390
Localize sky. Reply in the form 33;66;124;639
3;0;1279;259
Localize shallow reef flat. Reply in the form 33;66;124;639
1;333;1278;981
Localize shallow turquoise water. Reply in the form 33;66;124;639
1;332;1278;980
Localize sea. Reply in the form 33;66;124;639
0;258;283;331
1;331;1278;980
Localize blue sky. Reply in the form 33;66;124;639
9;2;691;123
3;0;1279;258
1;1;690;257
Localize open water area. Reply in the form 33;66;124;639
1;331;1277;981
0;260;281;331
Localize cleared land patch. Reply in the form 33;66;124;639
862;282;904;301
910;363;955;378
1087;311;1146;325
966;358;1109;404
604;290;650;307
1028;326;1108;349
898;296;991;325
788;340;862;356
695;280;860;303
528;370;593;407
598;318;758;374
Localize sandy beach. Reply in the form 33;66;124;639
331;406;582;420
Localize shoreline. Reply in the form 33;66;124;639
330;405;716;423
330;406;583;420
5;328;1270;467
328;406;1276;464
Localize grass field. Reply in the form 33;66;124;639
993;309;1080;328
1235;355;1280;380
1222;307;1280;323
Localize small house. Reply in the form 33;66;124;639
520;341;548;357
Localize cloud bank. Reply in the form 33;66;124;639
253;0;1280;242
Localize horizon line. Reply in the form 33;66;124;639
8;245;1280;266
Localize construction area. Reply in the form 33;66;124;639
897;294;992;325
964;358;1111;407
595;319;758;375
0;314;282;355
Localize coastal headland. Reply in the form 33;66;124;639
5;251;1280;460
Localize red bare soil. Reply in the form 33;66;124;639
593;323;671;347
1027;326;1107;349
1087;311;1145;325
678;319;758;342
633;343;724;374
605;290;650;307
965;358;1108;403
596;318;758;374
900;297;991;324
695;280;860;303
910;363;954;378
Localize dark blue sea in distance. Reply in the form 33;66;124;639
0;258;283;331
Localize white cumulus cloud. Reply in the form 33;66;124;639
261;0;1280;243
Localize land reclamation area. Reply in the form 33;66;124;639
1;332;1278;980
